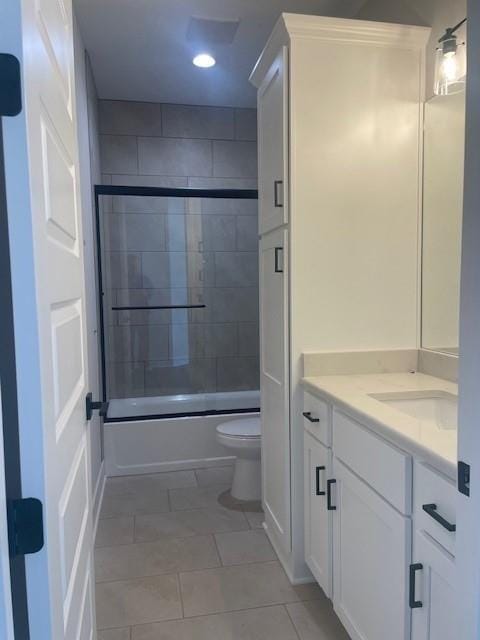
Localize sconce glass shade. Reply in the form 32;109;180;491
434;38;466;96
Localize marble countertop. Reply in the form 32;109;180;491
301;372;458;480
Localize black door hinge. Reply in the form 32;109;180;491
458;461;470;497
0;54;22;117
86;392;109;421
8;498;44;557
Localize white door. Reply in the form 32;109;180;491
3;1;95;638
260;227;290;552
304;431;332;596
0;385;14;640
332;458;411;640
257;46;289;235
456;2;480;638
411;531;456;640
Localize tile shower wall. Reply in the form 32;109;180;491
98;101;259;399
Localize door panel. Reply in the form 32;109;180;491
260;228;290;550
17;0;94;636
412;531;456;640
304;431;332;596
333;459;410;640
258;47;288;235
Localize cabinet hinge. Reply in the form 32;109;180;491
8;498;44;557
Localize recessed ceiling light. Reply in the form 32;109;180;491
193;53;216;68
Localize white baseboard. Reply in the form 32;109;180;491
92;460;106;540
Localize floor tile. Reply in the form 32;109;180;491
286;600;350;640
215;529;276;565
98;628;131;640
96;517;134;548
169;485;230;511
194;466;234;487
179;560;319;617
134;507;249;542
244;510;265;529
96;574;182;629
131;605;298;640
105;471;197;496
95;535;220;582
100;490;169;518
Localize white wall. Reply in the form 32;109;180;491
73;18;105;526
356;0;467;99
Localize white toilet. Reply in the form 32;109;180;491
216;416;261;501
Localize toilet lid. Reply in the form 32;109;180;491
216;417;261;438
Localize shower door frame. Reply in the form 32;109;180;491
94;184;260;423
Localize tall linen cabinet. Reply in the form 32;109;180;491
250;15;429;582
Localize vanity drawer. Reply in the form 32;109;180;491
414;462;456;556
303;392;330;446
333;409;412;514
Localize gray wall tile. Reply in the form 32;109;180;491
162;105;234;140
100;135;138;174
108;362;145;398
204;324;238;357
189;198;257;216
142;252;215;289
99;100;163;136
138;138;212;177
105;214;166;252
112;195;185;214
115;288;189;326
110;175;188;188
107;252;142;288
216;357;260;391
213;141;257;178
187;177;258;190
145;359;217;395
236;216;259;251
238;323;259;357
214;252;259;287
109;325;169;362
167;215;236;252
235;109;257;141
212;288;259;323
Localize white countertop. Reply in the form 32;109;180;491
301;372;457;480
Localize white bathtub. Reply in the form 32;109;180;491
107;390;260;420
104;391;260;477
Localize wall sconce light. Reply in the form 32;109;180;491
434;18;467;96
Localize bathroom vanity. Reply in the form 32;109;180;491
301;368;457;640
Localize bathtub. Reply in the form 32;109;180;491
104;390;260;477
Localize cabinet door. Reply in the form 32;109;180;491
257;46;289;235
411;532;456;640
260;228;290;551
304;431;332;596
333;459;411;640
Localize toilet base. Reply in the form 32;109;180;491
231;457;262;501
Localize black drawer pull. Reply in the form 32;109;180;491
327;479;336;510
315;466;326;496
274;247;283;273
302;411;319;423
409;563;423;609
422;503;456;532
274;180;283;207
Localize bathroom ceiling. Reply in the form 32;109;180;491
74;0;367;108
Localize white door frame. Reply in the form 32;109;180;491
457;1;480;638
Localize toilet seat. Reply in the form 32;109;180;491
216;417;261;439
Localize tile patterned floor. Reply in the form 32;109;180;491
96;466;350;639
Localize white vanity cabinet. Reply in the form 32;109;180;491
302;390;458;640
303;430;332;596
411;463;457;640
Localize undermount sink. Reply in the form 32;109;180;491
368;391;458;430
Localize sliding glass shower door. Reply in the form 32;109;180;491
97;188;260;420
